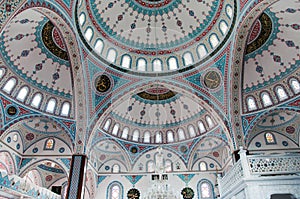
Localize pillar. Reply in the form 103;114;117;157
65;154;87;199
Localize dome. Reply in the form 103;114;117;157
76;0;235;74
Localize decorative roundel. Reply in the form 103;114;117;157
105;166;110;170
179;145;188;154
203;70;222;90
146;154;151;159
45;175;53;181
6;106;18;116
286;126;295;134
59;147;65;153
167;153;172;158
127;188;140;199
212;151;219;157
209;163;215;168
181;187;194;199
282;141;288;147
255;142;261;148
32;147;39;153
93;73;113;95
130;146;139;154
26;133;35;141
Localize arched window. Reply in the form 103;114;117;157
265;132;276;144
206;116;214;129
165;160;172;172
290;78;300;94
94;39;104;54
112;164;120;173
178;128;185;141
168;57;178;70
144;131;150;143
44;138;55;150
167;131;174;143
147;161;154;172
0;68;5;78
137;58;147;71
155;132;162;143
112;123;119;136
107;182;123;199
183;52;193;66
226;5;233;19
60;102;71;116
197;44;207;58
79;12;86;26
153;59;162;72
261;92;273;107
31;93;42;108
3;78;16;94
219;20;228;35
132;129;139;142
209;34;219;48
199;181;214;199
121;127;129;139
84;27;93;42
46;98;56;113
247;96;257;111
199;161;207;171
16;86;29;102
12;133;18;142
121;55;131;68
188;125;196;137
103;119;111;131
198;121;206;134
275;86;288;101
107;49;117;63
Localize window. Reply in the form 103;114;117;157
44;138;55;150
247;96;257;111
165;160;172;172
290;79;300;94
121;55;131;68
209;34;219;48
220;20;228;35
197;44;207;58
144;131;150;143
198;121;206;134
147;161;154;172
16;86;29;102
265;132;276;144
155;132;162;143
199;181;213;198
178;128;185;141
112;164;120;173
153;59;162;72
132;129;139;142
84;27;93;42
168;57;178;70
60;102;71;116
199;162;207;171
94;39;104;54
137;58;146;71
183;52;193;66
107;182;122;199
46;98;56;113
0;68;5;78
261;92;272;107
112;124;119;136
12;132;18;142
31;93;42;108
188;125;196;137
107;49;117;63
167;131;174;143
275;86;288;101
79;13;86;26
3;78;16;94
103;119;111;131
206;116;214;129
121;127;129;139
226;5;233;19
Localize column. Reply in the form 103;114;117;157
65;154;87;199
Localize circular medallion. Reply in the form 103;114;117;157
127;188;140;199
181;187;194;199
203;70;222;90
6;106;18;116
130;146;138;154
93;73;113;95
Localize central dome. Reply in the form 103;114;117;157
76;0;235;74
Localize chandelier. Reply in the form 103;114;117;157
142;147;180;199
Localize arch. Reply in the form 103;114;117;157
165;160;172;172
178;128;185;141
79;12;86;26
275;86;288;101
197;44;208;59
112;164;120;173
146;160;154;172
205;116;214;129
121;54;131;68
155;131;162;143
84;27;94;42
107;48;117;63
112;123;120;136
3;78;17;94
197;179;215;199
46;98;57;113
44;138;55;150
103;119;112;131
16;86;29;102
167;130;174;143
94;39;104;55
261;92;273;107
219;20;228;35
137;58;147;71
183;51;193;66
31;93;43;108
188;125;196;137
144;131;150;143
60;101;71;116
289;78;300;94
265;132;276;145
199;161;208;171
0;68;5;79
167;57;179;70
209;34;219;48
198;121;206;134
0;151;15;174
225;4;233;19
153;59;163;72
107;181;123;199
246;96;257;111
121;127;129;139
132;129;139;142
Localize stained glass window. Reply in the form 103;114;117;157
265;132;276;144
261;92;272;107
144;131;150;143
16;86;29;102
45;138;54;150
111;185;120;199
121;127;129;139
31;93;42;108
247;97;257;111
103;119;111;131
3;78;16;94
200;162;207;171
201;182;211;198
276;86;288;101
290;79;300;94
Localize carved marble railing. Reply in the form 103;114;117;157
248;155;300;175
0;171;61;199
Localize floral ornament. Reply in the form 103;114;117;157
181;187;194;199
127;188;140;199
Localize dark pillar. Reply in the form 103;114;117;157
65;154;87;199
